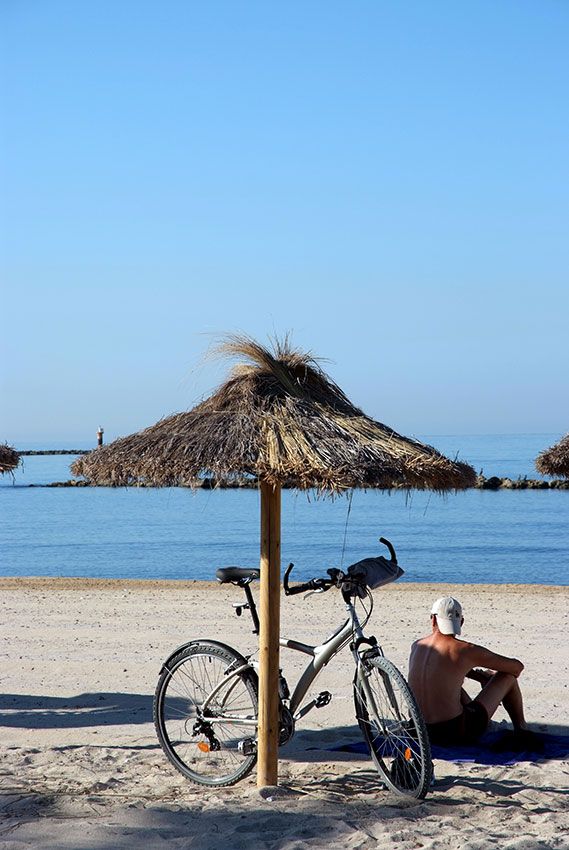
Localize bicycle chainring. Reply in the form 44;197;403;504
278;706;295;745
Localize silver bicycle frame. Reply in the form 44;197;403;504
199;594;375;728
202;662;259;725
280;594;369;717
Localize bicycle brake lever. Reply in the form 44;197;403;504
303;588;326;600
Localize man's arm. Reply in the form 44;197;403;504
467;644;524;678
465;667;493;684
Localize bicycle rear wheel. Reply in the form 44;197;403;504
154;642;258;787
354;654;432;798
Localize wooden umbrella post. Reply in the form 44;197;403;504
257;480;281;787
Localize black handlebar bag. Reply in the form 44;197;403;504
345;556;405;596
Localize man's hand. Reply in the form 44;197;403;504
466;668;493;685
467;645;524;678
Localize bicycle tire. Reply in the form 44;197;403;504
154;642;258;787
354;654;432;798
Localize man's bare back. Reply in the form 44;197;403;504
408;631;523;724
408;596;526;746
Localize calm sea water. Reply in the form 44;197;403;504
1;435;567;585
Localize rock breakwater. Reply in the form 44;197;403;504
28;475;569;489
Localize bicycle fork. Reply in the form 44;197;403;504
346;597;391;736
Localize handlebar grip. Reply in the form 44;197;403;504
285;582;314;596
284;564;322;596
379;536;397;563
285;577;331;596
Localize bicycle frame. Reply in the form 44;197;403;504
201;664;259;726
199;594;376;729
281;594;372;717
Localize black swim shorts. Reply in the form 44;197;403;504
426;700;489;746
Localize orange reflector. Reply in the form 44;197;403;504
404;747;412;761
198;742;210;753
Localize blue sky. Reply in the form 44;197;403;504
1;1;568;444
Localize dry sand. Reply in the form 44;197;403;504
1;578;568;849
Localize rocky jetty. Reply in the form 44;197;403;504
19;450;88;456
475;475;569;490
28;475;569;489
32;479;91;487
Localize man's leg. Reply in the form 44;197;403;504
473;672;526;730
499;677;526;730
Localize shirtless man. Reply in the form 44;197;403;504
408;596;528;746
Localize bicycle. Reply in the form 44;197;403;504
153;536;433;798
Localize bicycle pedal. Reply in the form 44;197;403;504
237;737;257;757
315;691;331;708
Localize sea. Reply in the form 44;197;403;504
1;435;567;585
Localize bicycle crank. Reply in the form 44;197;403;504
294;691;332;721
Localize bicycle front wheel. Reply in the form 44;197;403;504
354;654;432;798
154;642;258;787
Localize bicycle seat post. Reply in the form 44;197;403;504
239;579;260;635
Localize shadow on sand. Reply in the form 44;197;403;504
0;782;430;850
3;693;569;772
0;692;158;729
282;723;569;764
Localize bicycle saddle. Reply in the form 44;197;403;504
216;567;260;584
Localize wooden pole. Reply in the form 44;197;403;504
257;481;281;787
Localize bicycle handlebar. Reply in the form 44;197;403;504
283;535;398;598
379;536;397;563
283;563;333;596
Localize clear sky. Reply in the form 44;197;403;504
1;1;568;444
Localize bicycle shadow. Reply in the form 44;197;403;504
282;724;569;804
285;767;569;808
433;774;569;800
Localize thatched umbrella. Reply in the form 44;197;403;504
536;433;569;478
0;444;19;475
72;335;475;786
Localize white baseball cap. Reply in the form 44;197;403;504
431;596;463;635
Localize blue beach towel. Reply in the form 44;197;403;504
330;729;569;766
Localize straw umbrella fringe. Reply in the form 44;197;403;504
536;433;569;479
0;444;19;475
72;336;475;491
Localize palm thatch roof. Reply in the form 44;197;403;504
72;335;476;492
0;444;20;475
535;433;569;479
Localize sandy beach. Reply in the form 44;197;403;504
1;578;568;849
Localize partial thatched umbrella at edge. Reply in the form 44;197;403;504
536;433;569;479
72;335;476;787
0;444;19;475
